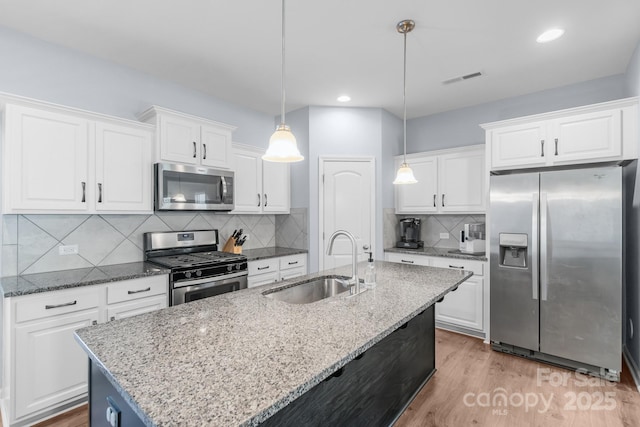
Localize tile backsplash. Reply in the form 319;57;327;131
383;208;485;249
1;209;308;277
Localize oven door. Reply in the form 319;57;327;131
171;271;248;305
155;162;234;211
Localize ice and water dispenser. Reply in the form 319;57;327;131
498;233;528;268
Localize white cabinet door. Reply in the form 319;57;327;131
438;150;485;212
551;109;622;163
107;294;168;321
14;309;99;419
435;276;483;331
395;156;438;214
5;105;89;212
232;148;262;213
200;124;232;169
159;114;200;165
490;121;547;169
262;161;290;213
95;122;153;212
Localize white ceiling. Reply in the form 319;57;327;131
0;0;639;118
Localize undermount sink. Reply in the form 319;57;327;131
263;276;352;304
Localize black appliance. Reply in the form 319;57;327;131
396;218;424;249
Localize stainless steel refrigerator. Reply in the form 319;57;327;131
490;165;622;380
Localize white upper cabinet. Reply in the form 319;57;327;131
139;106;236;169
483;97;638;171
4;105;89;212
2;100;154;214
231;143;290;214
395;156;438;213
95;122;152;212
395;145;485;214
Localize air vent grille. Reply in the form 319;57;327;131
442;71;483;85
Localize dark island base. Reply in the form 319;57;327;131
88;306;435;426
262;305;435;426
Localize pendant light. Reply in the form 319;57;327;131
263;0;304;163
393;19;418;185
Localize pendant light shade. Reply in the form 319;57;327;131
263;0;304;163
393;19;417;185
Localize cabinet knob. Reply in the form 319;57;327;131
110;317;115;322
92;320;98;326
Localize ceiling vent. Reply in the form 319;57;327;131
442;71;483;85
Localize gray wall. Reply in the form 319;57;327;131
624;39;640;374
406;74;628;153
0;25;274;147
285;107;311;209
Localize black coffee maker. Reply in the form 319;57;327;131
396;218;424;249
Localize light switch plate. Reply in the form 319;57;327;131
439;233;449;239
58;245;78;255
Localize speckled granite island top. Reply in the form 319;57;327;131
0;262;170;297
386;246;488;261
75;261;472;427
242;246;307;261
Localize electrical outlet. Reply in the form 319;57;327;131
439;233;449;239
58;245;78;255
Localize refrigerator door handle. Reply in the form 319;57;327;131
540;192;548;301
532;193;539;300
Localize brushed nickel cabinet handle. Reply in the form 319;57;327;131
193;141;197;158
257;266;270;271
264;193;268;207
98;183;103;203
433;194;436;207
448;264;465;269
203;143;207;160
554;138;558;156
127;287;151;295
442;194;445;207
541;140;545;157
45;300;77;310
401;259;414;264
81;182;86;203
288;261;298;265
257;193;261;206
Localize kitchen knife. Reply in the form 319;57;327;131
231;229;238;239
237;236;247;246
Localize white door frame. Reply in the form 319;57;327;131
318;156;376;271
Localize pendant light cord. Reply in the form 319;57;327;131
402;29;407;165
280;0;286;125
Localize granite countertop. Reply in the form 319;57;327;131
242;246;308;261
75;261;472;427
385;246;488;261
0;262;170;297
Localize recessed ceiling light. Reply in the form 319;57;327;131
536;28;565;43
337;95;351;103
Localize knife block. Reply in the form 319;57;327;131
222;237;242;254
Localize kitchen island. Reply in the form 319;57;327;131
75;261;471;426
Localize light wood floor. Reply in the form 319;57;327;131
6;329;640;426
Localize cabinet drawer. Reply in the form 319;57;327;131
384;252;429;266
107;276;168;305
279;254;307;271
107;294;168;321
15;287;101;323
248;271;279;288
280;266;307;281
248;259;279;276
429;257;484;276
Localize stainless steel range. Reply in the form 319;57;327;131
144;230;248;306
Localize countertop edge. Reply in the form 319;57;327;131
384;247;488;262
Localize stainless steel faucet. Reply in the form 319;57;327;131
326;229;360;295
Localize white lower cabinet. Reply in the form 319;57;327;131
248;254;308;288
385;252;486;336
2;275;169;426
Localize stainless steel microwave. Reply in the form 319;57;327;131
154;163;234;211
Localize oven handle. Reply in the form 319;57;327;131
172;270;248;288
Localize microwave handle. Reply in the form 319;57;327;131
221;176;228;199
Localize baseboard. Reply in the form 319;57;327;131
623;346;640;393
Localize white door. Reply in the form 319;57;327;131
6;105;89;211
320;159;374;270
159;114;200;165
200;124;232;169
438;149;485;213
262;161;290;213
395;155;438;213
95;122;152;212
231;147;262;213
14;309;99;418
